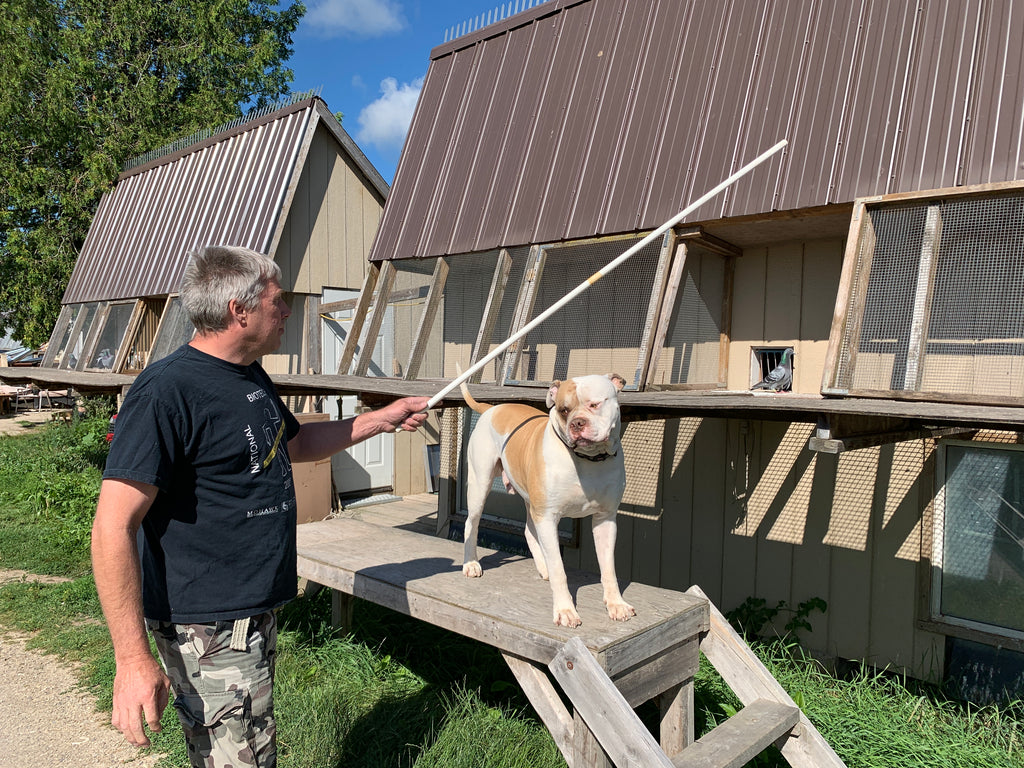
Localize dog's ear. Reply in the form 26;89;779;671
546;381;561;409
607;373;626;391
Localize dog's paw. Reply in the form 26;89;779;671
553;607;582;628
462;561;483;578
606;600;636;622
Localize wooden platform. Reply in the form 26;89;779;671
296;516;710;765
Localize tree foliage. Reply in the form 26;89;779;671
0;0;304;346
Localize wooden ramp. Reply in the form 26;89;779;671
296;517;846;768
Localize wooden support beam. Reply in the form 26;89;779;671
903;203;941;391
637;231;678;389
503;652;575;762
405;258;449;380
338;264;380;375
353;263;394;377
470;250;513;383
686;585;847;768
549;636;676;768
504;245;545;383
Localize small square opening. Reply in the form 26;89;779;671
750;347;794;391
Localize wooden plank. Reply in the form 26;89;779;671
353;263;394;377
719;254;736;386
645;240;689;387
297;517;708;671
903;204;941;391
404;258;449;380
671;699;799;768
659;680;693;757
637;231;678;388
470;249;513;383
822;200;873;394
549;637;676;768
338;263;380;375
503;653;575;763
611;636;699;708
685;585;848;768
503;245;545;383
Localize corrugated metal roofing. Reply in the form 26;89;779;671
62;97;388;305
370;0;1024;262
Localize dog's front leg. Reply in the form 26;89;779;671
592;511;635;622
534;515;581;627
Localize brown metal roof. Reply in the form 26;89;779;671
62;97;388;304
370;0;1024;262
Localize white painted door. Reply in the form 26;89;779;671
321;289;394;494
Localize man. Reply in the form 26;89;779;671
91;245;428;767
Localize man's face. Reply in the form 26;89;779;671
248;278;291;356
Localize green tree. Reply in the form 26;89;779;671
0;0;304;346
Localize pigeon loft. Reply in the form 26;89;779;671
751;347;794;391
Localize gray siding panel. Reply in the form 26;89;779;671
370;0;1024;262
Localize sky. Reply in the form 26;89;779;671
286;0;539;185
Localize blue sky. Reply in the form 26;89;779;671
287;0;535;184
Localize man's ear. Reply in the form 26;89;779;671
227;298;247;327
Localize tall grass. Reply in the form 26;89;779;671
0;415;1021;767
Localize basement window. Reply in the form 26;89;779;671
933;440;1024;642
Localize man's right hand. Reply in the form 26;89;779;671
111;654;171;747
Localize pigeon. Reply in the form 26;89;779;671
752;347;793;391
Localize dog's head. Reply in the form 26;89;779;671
546;373;625;457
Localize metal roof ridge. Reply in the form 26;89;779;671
116;93;322;182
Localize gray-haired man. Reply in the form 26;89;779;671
92;245;428;766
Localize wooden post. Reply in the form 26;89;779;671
470;249;513;382
404;258;449;380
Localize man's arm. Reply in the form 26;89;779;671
287;396;430;463
91;477;169;747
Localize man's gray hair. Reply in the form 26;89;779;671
180;245;282;333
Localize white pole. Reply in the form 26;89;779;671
426;138;788;409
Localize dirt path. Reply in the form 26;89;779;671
0;572;163;768
0;414;164;766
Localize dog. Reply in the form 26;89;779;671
460;373;634;628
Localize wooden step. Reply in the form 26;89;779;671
672;698;800;768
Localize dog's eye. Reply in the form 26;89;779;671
559;406;570;415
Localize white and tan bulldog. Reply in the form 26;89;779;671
460;373;635;628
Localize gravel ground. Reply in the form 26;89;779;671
0;411;164;767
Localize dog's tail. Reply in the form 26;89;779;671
457;365;492;414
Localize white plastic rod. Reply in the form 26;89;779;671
426;138;788;409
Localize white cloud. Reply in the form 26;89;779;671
304;0;406;38
356;77;424;151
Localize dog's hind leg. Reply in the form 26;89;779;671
523;514;549;581
462;440;499;578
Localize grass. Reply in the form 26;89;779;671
0;411;1022;767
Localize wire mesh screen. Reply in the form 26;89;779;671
832;190;1024;401
649;246;725;387
507;235;663;386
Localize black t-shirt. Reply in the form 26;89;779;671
103;344;301;623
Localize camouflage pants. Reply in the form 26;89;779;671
148;611;277;768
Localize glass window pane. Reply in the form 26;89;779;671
87;302;137;370
942;444;1024;633
42;305;77;368
62;303;99;370
148;297;194;365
